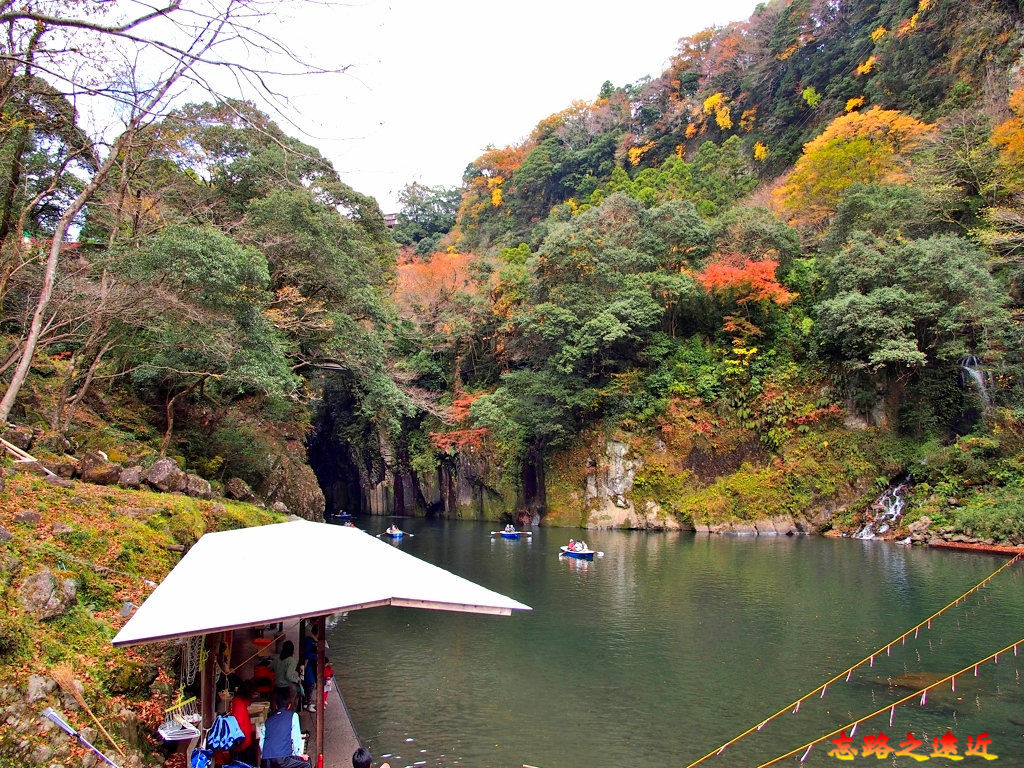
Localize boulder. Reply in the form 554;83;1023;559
270;501;289;514
260;459;324;521
0;526;11;543
224;477;258;503
51;522;73;536
907;516;932;536
118;466;143;489
182;474;213;500
44;475;74;488
43;460;78;478
14;510;40;526
12;461;48;476
79;452;123;485
144;457;186;492
26;675;56;704
1;426;33;451
18;568;77;620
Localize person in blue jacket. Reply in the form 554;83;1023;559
259;689;308;768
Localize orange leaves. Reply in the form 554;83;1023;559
628;141;656;166
991;88;1024;193
845;96;866;112
394;251;475;323
696;258;795;306
430;428;489;453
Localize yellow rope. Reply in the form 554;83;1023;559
756;634;1024;767
683;551;1021;768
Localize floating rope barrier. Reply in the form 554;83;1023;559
682;551;1022;768
755;635;1024;768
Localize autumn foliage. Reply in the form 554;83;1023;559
394;251;476;323
696;258;796;306
775;107;934;227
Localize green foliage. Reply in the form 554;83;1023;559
816;233;1010;371
392;182;462;248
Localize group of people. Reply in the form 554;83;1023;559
503;524;516;533
217;621;335;768
566;538;590;552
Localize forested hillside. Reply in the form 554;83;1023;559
2;0;1024;543
384;0;1024;539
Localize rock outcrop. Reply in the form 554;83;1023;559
143;457;186;492
18;569;77;620
582;439;682;530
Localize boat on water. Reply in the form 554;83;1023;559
381;526;405;539
559;545;596;560
491;529;532;539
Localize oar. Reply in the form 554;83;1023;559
378;531;413;537
490;531;532;535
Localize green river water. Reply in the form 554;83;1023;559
326;520;1024;768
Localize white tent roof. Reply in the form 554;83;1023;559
113;520;530;646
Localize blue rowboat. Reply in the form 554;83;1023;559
559;545;595;560
501;531;521;539
383;530;404;539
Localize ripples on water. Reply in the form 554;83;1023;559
327;521;1024;768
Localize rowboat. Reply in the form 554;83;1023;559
381;530;404;539
559;545;596;560
491;530;533;539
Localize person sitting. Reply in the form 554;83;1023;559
352;746;391;768
386;524;399;535
504;523;514;533
568;538;575;551
230;680;257;765
259;689;308;767
579;540;588;552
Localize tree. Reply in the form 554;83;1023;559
775;107;934;228
0;1;342;423
816;233;1009;372
392;182;462;253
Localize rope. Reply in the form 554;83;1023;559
756;635;1024;767
683;551;1022;768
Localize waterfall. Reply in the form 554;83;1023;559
856;477;909;539
959;356;992;410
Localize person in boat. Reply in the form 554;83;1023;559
504;523;515;533
386;523;400;535
568;538;575;551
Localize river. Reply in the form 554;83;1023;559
326;520;1024;767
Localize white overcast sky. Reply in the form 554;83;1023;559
268;0;764;213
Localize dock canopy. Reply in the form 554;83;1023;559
113;520;530;646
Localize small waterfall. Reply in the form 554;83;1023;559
959;356;992;410
856;477;909;539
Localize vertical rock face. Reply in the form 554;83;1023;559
583;439;680;530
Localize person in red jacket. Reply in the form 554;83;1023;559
230;680;257;765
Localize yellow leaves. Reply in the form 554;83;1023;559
675;144;684;159
870;25;888;43
566;197;580;216
753;142;769;161
776;42;799;61
856;56;877;76
845;96;865;112
628;141;655;167
702;92;725;114
740;108;757;132
685;123;698;139
715;105;733;131
486;176;504;207
897;13;919;37
775;106;934;227
917;0;932;12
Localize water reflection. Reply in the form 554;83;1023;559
329;520;1024;768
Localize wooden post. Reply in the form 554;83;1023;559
315;615;326;763
200;633;217;728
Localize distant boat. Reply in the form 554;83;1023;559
381;529;405;539
491;530;532;539
559;545;597;560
